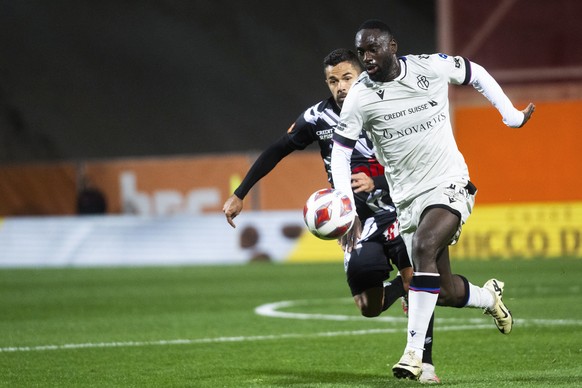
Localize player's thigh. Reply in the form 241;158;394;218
415;206;460;251
385;235;412;272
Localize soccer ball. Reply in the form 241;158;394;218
303;188;356;240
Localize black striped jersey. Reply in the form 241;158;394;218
288;96;396;221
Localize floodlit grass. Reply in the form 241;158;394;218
0;259;581;387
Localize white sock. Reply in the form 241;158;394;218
465;282;495;308
405;273;440;360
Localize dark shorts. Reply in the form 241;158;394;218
345;234;410;296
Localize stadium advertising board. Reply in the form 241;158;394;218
289;202;582;262
0;100;581;264
450;202;581;260
1;202;579;268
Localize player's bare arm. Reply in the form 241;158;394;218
351;172;375;193
519;103;536;127
222;194;243;228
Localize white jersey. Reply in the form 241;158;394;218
334;54;472;207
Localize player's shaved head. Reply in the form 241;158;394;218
357;19;394;38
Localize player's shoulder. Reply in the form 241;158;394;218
403;53;449;68
404;53;466;77
406;53;464;67
305;97;339;116
351;72;378;92
405;53;457;61
297;96;340;128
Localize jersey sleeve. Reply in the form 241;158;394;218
469;61;525;127
286;103;322;150
330;83;363;207
430;53;472;86
235;100;328;199
333;84;364;142
429;54;525;128
234;134;295;199
330;141;355;206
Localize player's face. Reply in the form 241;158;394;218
355;29;398;82
324;62;361;108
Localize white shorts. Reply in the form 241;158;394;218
398;180;477;257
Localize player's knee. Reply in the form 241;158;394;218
411;238;435;265
359;303;382;318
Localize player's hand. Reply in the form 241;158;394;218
339;216;361;253
518;103;535;127
351;172;375;193
222;194;243;228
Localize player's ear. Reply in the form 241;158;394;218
389;38;398;54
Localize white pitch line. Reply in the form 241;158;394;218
254;298;582;327
2;298;581;353
254;299;406;322
0;325;492;353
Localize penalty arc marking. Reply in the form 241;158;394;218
254;297;582;327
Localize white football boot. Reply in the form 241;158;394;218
419;363;440;384
392;350;422;380
483;279;514;334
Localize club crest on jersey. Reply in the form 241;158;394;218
417;75;429;90
376;89;385;100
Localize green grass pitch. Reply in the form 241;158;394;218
1;258;581;387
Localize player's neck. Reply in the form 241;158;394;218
386;57;402;82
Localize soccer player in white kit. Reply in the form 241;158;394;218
331;20;535;381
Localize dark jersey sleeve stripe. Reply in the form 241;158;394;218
462;57;472;85
332;132;357;149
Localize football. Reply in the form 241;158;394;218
303;188;356;240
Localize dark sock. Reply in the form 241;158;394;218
422;313;435;365
382;276;405;311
